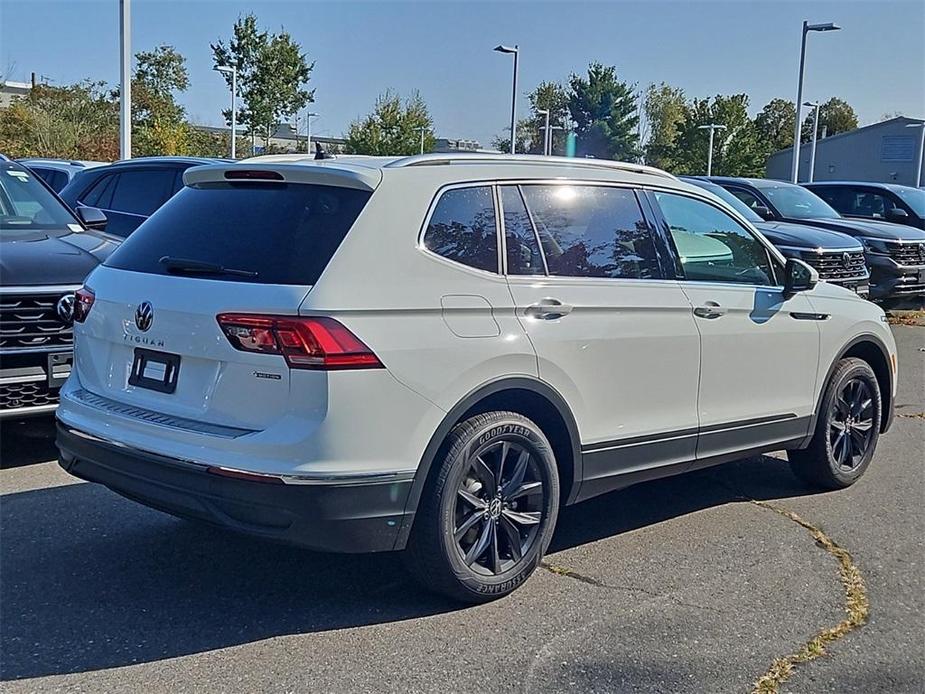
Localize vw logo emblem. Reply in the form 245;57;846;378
919;244;925;261
56;294;75;324
135;302;154;332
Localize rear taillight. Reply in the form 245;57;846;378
73;287;95;323
216;314;383;370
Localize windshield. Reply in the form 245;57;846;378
754;181;841;220
0;162;78;230
892;186;925;216
687;180;763;223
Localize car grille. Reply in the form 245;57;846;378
802;250;868;281
0;381;58;411
0;292;74;350
888;243;925;267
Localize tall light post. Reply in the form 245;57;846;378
214;65;237;159
494;44;519;154
803;101;821;183
698;124;726;176
540;124;564;155
906;122;925;187
536;108;550;155
119;0;131;159
791;21;841;182
305;111;318;153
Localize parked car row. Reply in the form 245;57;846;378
2;155;923;424
703;177;925;304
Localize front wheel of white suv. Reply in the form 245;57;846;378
407;411;560;603
788;357;882;490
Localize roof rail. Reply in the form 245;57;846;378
386;153;676;180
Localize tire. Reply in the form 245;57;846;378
406;411;560;603
788;357;882;490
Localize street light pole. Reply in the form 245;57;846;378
698;124;726;176
791;20;841;182
536;108;550;155
418;126;426;154
305;111;318;154
119;0;131;159
494;44;519;154
804;101;820;183
907;122;925;187
214;65;237;159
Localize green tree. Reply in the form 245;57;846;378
0;81;118;159
567;63;639;160
344;90;435;156
211;14;314;146
801;97;858;141
132;45;191;156
643;82;687;169
673;94;764;177
754;97;796;155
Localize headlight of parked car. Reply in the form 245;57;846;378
859;238;893;255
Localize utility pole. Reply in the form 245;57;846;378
790;20;841;182
494;45;519;154
119;0;131;159
698;124;726;176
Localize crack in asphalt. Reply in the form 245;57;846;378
539;561;714;612
541;473;870;694
748;499;869;694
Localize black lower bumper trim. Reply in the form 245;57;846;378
55;422;413;553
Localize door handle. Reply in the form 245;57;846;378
693;302;727;319
526;298;573;320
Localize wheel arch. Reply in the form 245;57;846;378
814;334;894;436
393;377;582;550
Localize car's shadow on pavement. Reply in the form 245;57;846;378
0;418;58;469
0;451;818;681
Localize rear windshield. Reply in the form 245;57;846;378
104;181;371;285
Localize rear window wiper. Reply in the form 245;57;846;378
159;256;258;278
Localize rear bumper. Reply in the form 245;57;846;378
56;422;413;553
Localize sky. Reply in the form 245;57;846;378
1;0;923;147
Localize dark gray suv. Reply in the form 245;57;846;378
708;177;925;303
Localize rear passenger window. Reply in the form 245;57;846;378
424;187;498;272
520;185;661;279
109;169;176;216
500;186;545;275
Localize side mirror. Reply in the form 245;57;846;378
754;205;774;221
783;257;818;295
76;206;107;231
887;207;909;220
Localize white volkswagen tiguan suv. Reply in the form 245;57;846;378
56;154;897;602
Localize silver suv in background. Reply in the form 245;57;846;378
57;154;897;602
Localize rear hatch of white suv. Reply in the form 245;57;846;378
69;164;377;432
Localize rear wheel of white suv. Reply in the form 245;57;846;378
407;411;560;603
788;357;882;490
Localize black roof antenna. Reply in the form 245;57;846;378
314;141;331;160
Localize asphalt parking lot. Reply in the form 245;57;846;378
1;324;922;694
